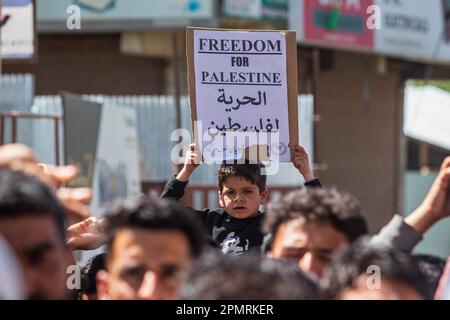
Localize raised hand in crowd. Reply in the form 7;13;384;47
405;156;450;234
39;164;92;225
0;143;93;225
293;145;315;182
66;217;107;251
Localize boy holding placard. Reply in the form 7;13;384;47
161;143;321;256
163;27;320;255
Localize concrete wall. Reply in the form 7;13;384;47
313;51;404;233
3;34;167;95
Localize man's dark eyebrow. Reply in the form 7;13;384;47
316;248;334;255
282;246;333;256
25;242;56;263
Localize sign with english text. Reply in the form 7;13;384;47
187;27;298;163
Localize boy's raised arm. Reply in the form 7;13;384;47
176;143;202;182
161;143;202;201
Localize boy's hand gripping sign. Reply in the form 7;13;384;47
187;27;298;163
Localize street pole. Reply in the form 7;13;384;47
0;0;3;75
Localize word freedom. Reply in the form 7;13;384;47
198;38;282;54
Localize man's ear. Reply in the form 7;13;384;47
217;190;224;208
260;188;269;204
96;270;110;300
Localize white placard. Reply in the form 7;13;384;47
1;0;35;60
192;29;291;162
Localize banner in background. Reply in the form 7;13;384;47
303;0;374;50
223;0;288;27
1;0;35;60
37;0;215;32
290;0;450;64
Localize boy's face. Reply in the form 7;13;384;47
218;176;268;219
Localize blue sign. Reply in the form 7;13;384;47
37;0;216;32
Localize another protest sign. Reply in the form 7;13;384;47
90;103;141;216
62;93;141;214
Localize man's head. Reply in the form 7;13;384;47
0;168;71;300
217;163;268;219
180;250;319;300
97;199;205;300
263;188;368;279
321;238;431;300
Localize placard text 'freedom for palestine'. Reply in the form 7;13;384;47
198;38;283;86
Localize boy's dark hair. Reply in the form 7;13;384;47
80;253;106;298
217;163;266;192
321;238;432;300
0;168;66;241
180;250;319;300
263;188;368;243
104;199;205;262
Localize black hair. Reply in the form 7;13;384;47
321;238;432;300
413;254;447;296
263;188;368;244
0;168;66;241
104;199;205;260
80;253;106;298
180;250;319;300
217;162;266;192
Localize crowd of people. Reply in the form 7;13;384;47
0;142;449;300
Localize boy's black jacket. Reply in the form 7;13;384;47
161;175;322;256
